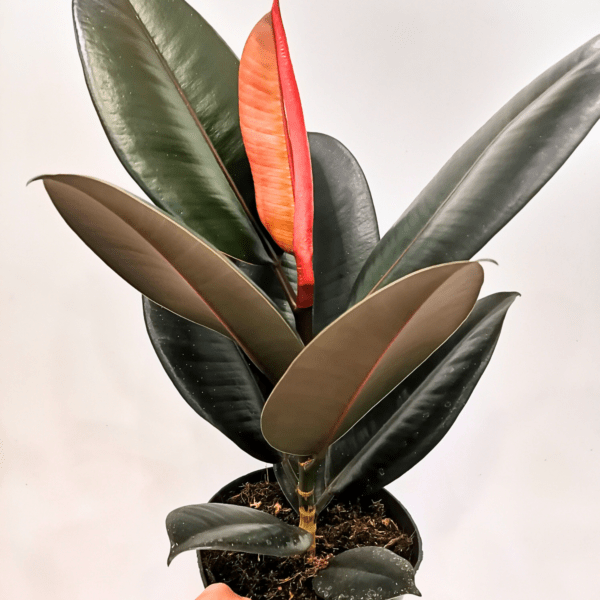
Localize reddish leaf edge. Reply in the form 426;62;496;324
271;0;314;308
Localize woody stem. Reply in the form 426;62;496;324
298;457;318;558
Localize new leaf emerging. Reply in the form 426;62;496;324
239;0;315;307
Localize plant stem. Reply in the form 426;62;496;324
294;307;313;344
297;457;318;558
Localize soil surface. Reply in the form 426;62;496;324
200;477;414;600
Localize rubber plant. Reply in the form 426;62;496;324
33;0;600;599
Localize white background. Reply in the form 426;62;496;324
2;1;600;599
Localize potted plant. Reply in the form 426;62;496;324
32;0;600;599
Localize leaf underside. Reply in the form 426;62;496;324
40;174;302;382
261;261;484;456
322;292;518;504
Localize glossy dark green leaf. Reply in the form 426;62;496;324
321;293;518;503
73;0;270;263
261;262;483;457
313;547;421;600
309;132;379;335
143;298;278;463
350;35;600;303
39;174;303;382
166;503;312;564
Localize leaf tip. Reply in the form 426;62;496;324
476;257;499;266
502;291;522;305
166;546;178;567
26;174;50;187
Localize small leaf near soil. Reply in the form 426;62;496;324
167;503;312;563
313;546;421;600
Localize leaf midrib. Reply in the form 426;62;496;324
326;298;511;493
318;268;471;454
121;0;254;211
56;176;294;379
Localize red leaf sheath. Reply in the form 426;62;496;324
271;0;314;308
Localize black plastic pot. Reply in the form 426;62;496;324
197;467;423;589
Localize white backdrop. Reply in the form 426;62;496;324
2;1;600;599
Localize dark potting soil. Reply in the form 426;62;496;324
200;478;414;600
